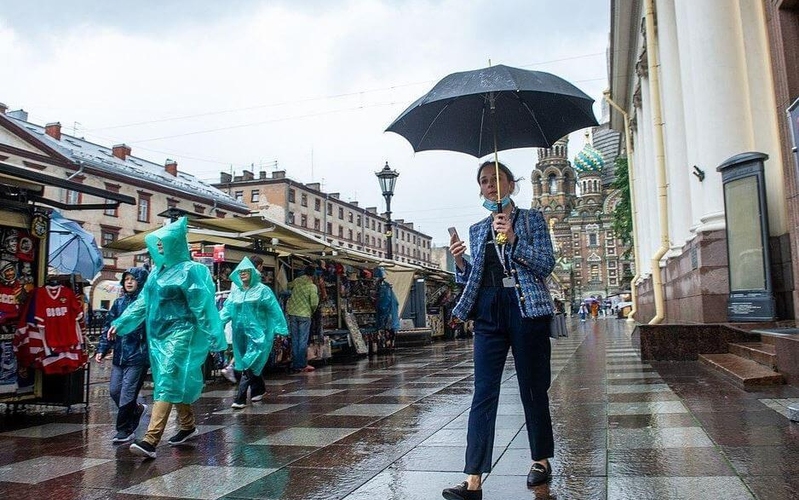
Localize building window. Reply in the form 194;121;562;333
194;204;206;214
588;233;598;246
338;207;344;219
300;214;307;227
301;193;308;207
327;203;332;215
348;229;353;240
251;190;260;203
288;211;295;224
377;223;382;233
288;189;295;203
216;210;227;218
104;201;118;217
137;196;150;223
101;230;117;259
338;226;344;237
371;220;376;230
590;264;600;282
327;222;332;234
357;232;361;243
66;189;81;205
234;191;243;201
548;174;557;194
348;212;353;223
314;199;321;211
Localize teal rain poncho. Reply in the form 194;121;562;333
220;257;288;375
112;217;226;404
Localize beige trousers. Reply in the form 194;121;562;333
143;401;196;446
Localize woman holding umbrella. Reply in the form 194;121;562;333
445;160;556;499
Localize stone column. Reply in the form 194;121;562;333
675;0;753;233
656;0;691;253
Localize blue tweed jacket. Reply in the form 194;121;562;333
452;208;555;321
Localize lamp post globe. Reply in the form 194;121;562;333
375;161;399;260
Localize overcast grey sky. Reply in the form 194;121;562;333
1;0;610;247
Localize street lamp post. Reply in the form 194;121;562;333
376;161;399;260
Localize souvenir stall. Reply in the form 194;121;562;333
0;160;134;410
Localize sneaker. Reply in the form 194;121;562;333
132;403;147;431
221;366;236;384
250;392;265;402
301;365;315;372
130;440;156;459
231;401;246;409
112;431;135;444
167;427;199;446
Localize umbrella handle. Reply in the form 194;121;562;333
490;104;508;245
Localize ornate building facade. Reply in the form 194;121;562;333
531;132;634;307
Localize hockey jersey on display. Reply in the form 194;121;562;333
14;285;87;375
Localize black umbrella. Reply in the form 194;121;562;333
386;64;598;156
386;64;598;243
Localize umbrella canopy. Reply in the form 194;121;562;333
48;211;104;280
386;64;598;157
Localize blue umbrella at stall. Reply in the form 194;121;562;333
48;211;104;280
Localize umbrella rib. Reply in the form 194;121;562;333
415;100;453;150
520;99;551;147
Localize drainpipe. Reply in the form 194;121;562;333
603;92;641;324
644;0;670;325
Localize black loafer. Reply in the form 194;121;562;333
442;481;482;500
527;461;552;487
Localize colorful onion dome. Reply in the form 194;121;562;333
573;142;605;175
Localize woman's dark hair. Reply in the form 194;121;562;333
249;255;264;267
477;160;519;184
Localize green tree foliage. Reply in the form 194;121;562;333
611;157;633;259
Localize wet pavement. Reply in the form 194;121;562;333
2;318;799;499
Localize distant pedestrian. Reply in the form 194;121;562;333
220;257;288;409
286;265;319;373
95;267;149;444
578;303;588;322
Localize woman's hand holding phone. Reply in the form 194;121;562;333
448;227;466;270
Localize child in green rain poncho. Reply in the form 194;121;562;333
107;217;226;460
220;257;288;409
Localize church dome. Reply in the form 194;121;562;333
573;142;605;175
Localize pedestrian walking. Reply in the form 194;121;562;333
374;266;400;334
95;267;149;444
108;217;226;460
443;160;556;500
578;303;588;322
220;257;288;409
286;265;319;373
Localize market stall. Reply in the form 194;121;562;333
0;159;134;410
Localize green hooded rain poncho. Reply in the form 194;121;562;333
220;257;288;375
112;217;226;404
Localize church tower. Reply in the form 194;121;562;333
531;137;577;301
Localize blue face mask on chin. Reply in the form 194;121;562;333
483;195;511;212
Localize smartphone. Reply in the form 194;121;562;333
447;227;460;242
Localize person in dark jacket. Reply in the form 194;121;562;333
96;267;149;444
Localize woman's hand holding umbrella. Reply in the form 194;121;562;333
492;213;515;245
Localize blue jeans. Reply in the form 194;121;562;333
289;315;311;370
465;287;554;474
109;364;148;433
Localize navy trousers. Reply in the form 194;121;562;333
464;287;554;474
